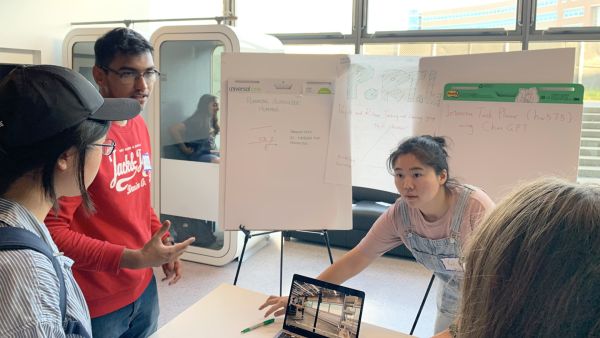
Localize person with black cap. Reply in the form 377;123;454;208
44;28;194;338
0;65;141;337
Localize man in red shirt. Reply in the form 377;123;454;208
46;28;194;338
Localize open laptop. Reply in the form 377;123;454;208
274;274;365;338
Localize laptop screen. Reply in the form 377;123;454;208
282;274;365;338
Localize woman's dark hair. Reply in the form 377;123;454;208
94;28;154;69
192;94;220;135
0;120;110;211
387;135;453;185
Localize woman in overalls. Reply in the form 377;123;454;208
260;135;495;333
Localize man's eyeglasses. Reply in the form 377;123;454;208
100;66;160;85
91;139;116;156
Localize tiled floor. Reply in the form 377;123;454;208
154;233;438;338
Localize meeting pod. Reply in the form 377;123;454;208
63;25;283;265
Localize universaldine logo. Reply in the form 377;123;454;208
228;86;260;93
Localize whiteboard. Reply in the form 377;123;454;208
423;101;582;200
414;48;579;201
326;49;578;200
220;50;580;231
220;54;352;230
326;55;422;190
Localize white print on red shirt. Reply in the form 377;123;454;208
108;144;151;195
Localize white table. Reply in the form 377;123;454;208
151;283;415;338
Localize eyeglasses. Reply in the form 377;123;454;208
100;66;160;85
91;139;116;156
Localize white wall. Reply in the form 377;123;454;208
0;0;223;65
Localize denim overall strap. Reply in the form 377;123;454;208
0;225;91;338
399;199;412;234
448;184;475;246
398;185;475;332
399;185;474;248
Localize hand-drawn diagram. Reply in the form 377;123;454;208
341;56;440;192
247;125;278;151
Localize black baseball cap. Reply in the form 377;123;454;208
0;65;142;148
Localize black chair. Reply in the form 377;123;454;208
286;186;413;259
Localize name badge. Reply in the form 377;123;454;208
441;258;464;272
142;153;152;173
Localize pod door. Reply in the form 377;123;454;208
151;26;235;264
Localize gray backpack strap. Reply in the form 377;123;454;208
0;226;90;337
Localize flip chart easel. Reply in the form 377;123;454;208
221;56;352;294
221;76;352;231
232;225;334;296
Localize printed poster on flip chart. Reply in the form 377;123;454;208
223;78;352;230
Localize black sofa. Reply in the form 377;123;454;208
285;186;414;259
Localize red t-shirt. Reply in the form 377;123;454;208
45;116;163;318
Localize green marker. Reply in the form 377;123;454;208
241;318;275;334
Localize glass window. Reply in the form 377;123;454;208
594;6;600;26
362;42;521;57
235;0;352;34
159;40;225;250
327;304;343;315
530;42;600;183
536;0;600;30
212;45;223;98
72;42;97;88
284;44;355;55
367;0;519;33
140;1;224;33
159;40;222;161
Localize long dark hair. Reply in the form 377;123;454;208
387;135;454;186
0;120;110;211
191;94;220;135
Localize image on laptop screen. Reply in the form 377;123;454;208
275;274;365;338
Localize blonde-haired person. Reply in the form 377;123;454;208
435;177;600;338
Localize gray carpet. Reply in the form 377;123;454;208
153;233;438;337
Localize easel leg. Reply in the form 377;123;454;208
279;232;284;296
233;228;330;296
233;225;250;285
232;226;278;287
410;274;435;335
322;230;334;264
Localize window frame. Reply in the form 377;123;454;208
228;0;600;51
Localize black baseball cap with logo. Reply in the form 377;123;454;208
0;65;141;149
